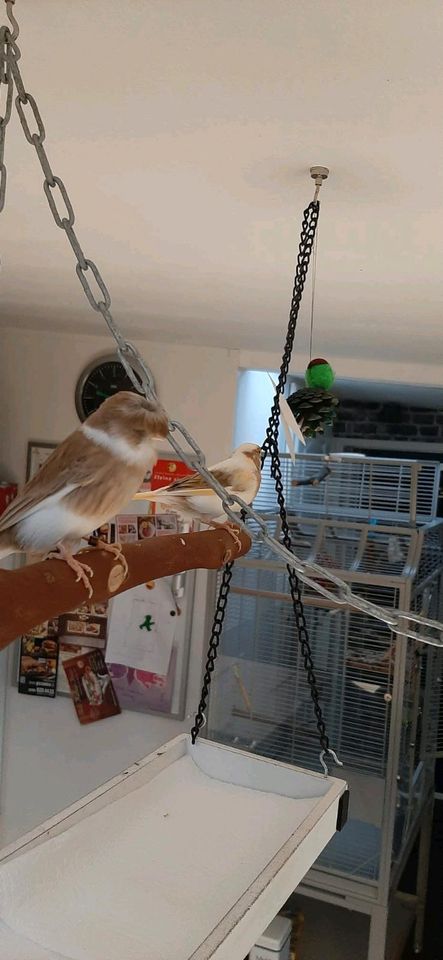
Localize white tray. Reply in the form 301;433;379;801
0;735;347;960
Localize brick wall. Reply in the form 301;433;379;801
334;401;443;443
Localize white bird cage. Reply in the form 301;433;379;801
207;454;443;960
254;452;441;525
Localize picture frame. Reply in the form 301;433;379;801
26;442;57;482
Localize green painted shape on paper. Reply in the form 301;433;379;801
139;614;155;632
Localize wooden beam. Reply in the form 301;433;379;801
0;528;250;651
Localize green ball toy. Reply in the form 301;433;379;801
305;358;335;391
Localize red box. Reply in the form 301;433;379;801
0;483;17;517
150;458;194;491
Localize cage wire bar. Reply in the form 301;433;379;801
255;453;441;526
207;453;443;960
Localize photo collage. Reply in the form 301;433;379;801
17;457;195;723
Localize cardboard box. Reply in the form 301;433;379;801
250;915;292;960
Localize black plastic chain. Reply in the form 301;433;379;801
265;433;330;753
190;562;234;742
261;200;330;754
191;200;330;753
263;201;320;460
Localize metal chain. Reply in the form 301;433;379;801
0;22;13;211
190;563;234;743
268;429;332;757
2;2;443;652
263;201;319;462
191;201;339;770
261;202;338;766
2;16;156;400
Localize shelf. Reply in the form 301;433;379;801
0;735;346;960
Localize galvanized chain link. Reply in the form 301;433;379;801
2;2;443;653
0;22;13;211
4;1;17;41
2;14;156;400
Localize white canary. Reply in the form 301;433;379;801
0;392;169;596
134;442;262;548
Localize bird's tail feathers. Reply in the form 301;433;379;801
132;490;157;502
0;544;14;561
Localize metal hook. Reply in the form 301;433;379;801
5;1;18;42
310;165;329;202
319;748;343;776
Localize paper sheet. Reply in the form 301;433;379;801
106;581;176;676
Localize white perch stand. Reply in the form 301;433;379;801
0;735;347;960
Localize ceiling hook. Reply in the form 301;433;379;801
310;165;329;202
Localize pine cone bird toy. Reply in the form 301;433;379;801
287;358;338;439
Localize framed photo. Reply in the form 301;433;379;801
18;633;59;699
26;442;57;482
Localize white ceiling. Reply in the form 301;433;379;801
1;0;443;363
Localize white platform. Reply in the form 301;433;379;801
0;735;346;960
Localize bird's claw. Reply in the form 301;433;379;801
47;549;95;598
74;563;94;598
226;524;243;553
210;521;242;554
92;540;128;578
76;564;94;578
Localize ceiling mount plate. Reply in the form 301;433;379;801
310;166;330;181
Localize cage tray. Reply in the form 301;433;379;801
0;734;346;960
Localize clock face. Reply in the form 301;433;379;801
75;357;139;421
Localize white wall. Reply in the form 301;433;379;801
0;328;240;482
0;326;239;845
1;324;442;846
234;370;277;448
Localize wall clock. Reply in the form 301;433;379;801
75;355;155;422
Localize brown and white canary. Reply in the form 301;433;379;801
0;392;169;595
134;442;262;548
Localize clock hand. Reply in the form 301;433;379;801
95;389;110;399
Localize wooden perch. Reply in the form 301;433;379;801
0;528;251;652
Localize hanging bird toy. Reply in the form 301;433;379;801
286;358;339;439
